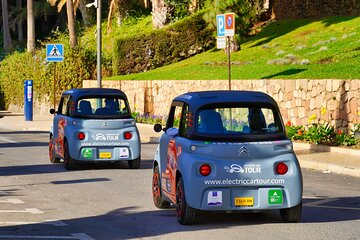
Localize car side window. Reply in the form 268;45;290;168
165;102;189;138
57;95;69;115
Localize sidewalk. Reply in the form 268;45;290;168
0;112;359;178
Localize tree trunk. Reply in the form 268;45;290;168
78;0;93;27
1;0;12;53
151;0;170;29
66;0;77;48
107;0;127;33
27;0;35;52
189;0;198;13
16;0;24;42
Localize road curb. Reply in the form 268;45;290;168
298;158;360;178
293;142;360;156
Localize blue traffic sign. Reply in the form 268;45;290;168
217;15;225;37
46;44;64;62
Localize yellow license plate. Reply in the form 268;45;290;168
99;152;112;159
235;197;254;207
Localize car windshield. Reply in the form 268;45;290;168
75;96;130;119
196;107;283;136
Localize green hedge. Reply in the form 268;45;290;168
0;46;96;108
112;10;215;75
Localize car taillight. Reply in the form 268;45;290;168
276;162;288;175
124;131;132;140
199;164;211;176
78;132;85;140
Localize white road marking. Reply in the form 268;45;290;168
0;198;24;204
0;233;94;239
0;220;67;227
0;208;43;214
0;136;17;143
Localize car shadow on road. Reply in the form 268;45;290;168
0;158;153;177
302;196;360;223
0;163;66;176
0;197;358;239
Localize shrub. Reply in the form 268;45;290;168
0;44;96;108
112;10;214;75
285;117;357;147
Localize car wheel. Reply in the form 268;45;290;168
49;136;61;163
64;140;78;170
152;166;171;209
176;177;197;225
128;157;141;169
280;202;302;223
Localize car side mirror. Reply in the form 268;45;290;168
166;127;178;137
154;124;164;133
49;109;56;114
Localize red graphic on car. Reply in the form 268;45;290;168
55;117;67;158
161;139;178;203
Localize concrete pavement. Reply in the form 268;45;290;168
0;112;359;177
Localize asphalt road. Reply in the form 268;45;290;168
0;129;359;240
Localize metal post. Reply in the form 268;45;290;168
97;0;102;88
227;36;231;90
53;63;56;110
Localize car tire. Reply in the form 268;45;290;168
176;177;197;225
280;202;302;223
64;140;78;170
128;157;141;169
49;136;61;163
152;166;171;209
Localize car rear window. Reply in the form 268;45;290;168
196;107;283;136
75;97;131;119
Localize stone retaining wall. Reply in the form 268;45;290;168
273;0;360;19
83;79;360;132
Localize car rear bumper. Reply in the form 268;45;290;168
194;185;302;211
75;145;140;161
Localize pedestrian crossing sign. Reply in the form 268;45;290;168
46;44;64;62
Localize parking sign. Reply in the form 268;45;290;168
225;13;235;36
217;14;225;37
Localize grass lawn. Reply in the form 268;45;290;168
107;16;360;80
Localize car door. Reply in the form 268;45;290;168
53;95;71;159
160;102;188;203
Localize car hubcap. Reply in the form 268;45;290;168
176;185;184;217
49;141;53;159
152;172;160;199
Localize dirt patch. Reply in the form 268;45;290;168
317;57;334;64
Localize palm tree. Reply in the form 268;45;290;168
48;0;78;48
66;0;77;48
108;0;122;33
1;0;13;53
151;0;171;29
27;0;35;52
77;0;94;27
15;0;24;42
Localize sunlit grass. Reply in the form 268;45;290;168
107;16;360;80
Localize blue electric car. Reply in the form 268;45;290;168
152;91;302;224
49;88;141;170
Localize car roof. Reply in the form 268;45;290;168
174;90;278;110
62;88;127;100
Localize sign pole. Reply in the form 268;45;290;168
46;43;64;111
227;36;231;90
53;63;56;110
97;0;102;88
